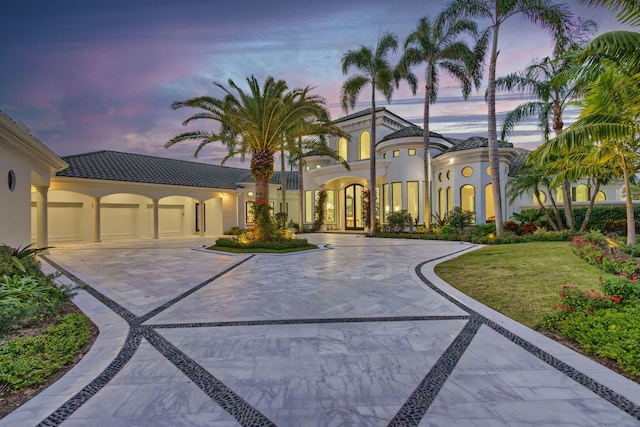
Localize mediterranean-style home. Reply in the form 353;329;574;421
0;108;624;246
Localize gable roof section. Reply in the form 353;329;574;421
57;150;250;190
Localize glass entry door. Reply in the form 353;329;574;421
345;184;364;230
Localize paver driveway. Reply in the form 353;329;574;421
2;234;640;426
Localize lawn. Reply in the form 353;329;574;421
434;241;612;328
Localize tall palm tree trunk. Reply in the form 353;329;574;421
298;153;304;233
251;150;274;202
552;106;574;231
280;149;287;227
535;191;559;230
579;181;600;233
488;26;503;236
561;181;575;230
369;92;377;236
423;81;432;230
622;158;637;245
546;184;564;230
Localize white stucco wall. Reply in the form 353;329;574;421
1;114;67;248
1;146;34;247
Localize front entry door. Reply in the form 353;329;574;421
345;184;364;230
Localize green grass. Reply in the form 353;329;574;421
208;244;318;254
434;242;612;328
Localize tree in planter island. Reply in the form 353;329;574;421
167;76;344;241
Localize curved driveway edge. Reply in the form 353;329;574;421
1;235;639;426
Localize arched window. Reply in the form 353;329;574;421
460;184;475;213
338;137;348;162
360;131;370;160
438;188;445;219
595;191;606;201
575;184;590;202
446;186;452;214
485;184;495;221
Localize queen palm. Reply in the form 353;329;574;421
580;0;640;26
536;29;640;244
166;76;343;238
444;0;572;236
397;14;484;229
497;20;597;230
507;165;560;230
341;32;398;236
536;68;640;244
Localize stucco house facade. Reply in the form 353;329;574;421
0;109;625;246
1;112;68;249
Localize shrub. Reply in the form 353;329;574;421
448;207;475;233
0;271;75;337
0;313;92;389
504;220;520;233
214;237;309;250
571;235;640;280
601;276;640;303
223;226;244;236
521;222;538;234
386;210;413;231
571;205;640;232
0;245;45;278
274;212;288;228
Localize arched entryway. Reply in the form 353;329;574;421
345;183;365;230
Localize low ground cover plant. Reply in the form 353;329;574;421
542;234;640;378
0;312;92;389
0;243;93;414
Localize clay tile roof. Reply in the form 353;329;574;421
332;107;386;124
508;149;531;177
442;136;513;154
379;125;445;142
57;150;251;190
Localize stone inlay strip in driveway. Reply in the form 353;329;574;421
1;235;639;427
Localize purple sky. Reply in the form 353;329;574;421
0;0;631;168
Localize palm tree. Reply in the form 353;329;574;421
497;19;597;231
341;32;398;236
544;148;614;233
443;0;572;237
397;14;485;230
166;76;343;239
507;165;560;230
535;68;640;244
580;0;640;26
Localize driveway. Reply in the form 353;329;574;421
2;234;640;426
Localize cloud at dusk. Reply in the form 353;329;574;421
0;0;632;168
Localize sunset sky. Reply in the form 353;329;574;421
0;0;631;168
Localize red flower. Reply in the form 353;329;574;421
259;199;266;205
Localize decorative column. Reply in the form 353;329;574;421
152;198;159;239
92;196;101;242
198;200;205;236
35;186;49;250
